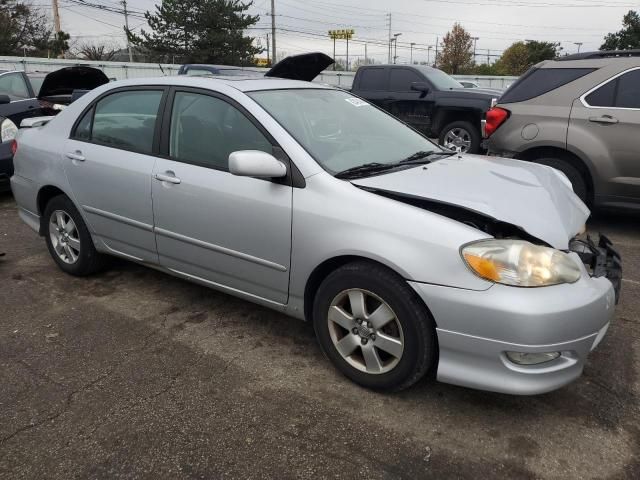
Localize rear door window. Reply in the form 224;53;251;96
615;69;640;109
91;90;163;154
500;68;595;104
389;69;423;92
584;69;640;109
358;68;387;90
585;79;616;107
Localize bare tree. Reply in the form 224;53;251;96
77;42;119;61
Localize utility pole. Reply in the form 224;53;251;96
387;13;392;64
472;37;479;63
434;36;438;67
266;33;270;65
427;46;432;65
364;43;368;65
487;49;490;65
271;0;276;63
410;42;415;64
52;0;61;34
122;0;133;62
346;34;349;71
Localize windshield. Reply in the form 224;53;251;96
421;68;463;90
248;89;441;174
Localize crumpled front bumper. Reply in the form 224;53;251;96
409;246;618;395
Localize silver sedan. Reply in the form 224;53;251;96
10;75;620;394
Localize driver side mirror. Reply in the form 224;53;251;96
410;82;430;98
229;150;287;178
0;94;10;105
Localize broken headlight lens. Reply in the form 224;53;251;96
461;240;581;287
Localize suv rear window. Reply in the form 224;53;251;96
500;68;595;104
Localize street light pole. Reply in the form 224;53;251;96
393;33;401;64
574;42;583;53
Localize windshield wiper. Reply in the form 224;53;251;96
398;150;456;164
335;162;397;179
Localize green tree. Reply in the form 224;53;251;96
437;23;474;74
0;1;67;56
127;0;262;65
495;40;561;75
601;10;640;50
526;40;561;64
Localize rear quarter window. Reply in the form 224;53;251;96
500;68;595;104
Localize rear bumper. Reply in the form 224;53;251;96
410;267;616;395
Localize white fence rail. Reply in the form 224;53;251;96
0;56;518;89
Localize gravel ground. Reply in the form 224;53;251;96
0;191;638;479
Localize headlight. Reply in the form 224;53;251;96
461;239;581;287
1;118;17;142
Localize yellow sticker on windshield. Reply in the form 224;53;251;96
345;98;369;107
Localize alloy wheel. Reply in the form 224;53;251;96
49;210;81;264
327;288;404;374
443;127;472;152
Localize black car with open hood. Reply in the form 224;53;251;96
0;66;109;191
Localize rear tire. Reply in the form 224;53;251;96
312;261;437;391
438;120;481;154
532;157;588;204
43;195;107;276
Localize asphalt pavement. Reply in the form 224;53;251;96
1;191;638;479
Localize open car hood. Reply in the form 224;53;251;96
265;52;334;81
351;154;590;250
38;66;109;104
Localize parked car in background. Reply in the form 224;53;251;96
485;50;640;210
177;64;264;77
0;67;108;191
459;80;480;88
11;59;620;395
349;64;500;153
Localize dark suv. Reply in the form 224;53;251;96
485;50;640;210
350;65;501;153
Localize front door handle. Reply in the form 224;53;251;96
154;172;181;184
589;115;619;125
66;151;85;161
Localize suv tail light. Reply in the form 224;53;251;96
10;139;17;156
484;107;510;138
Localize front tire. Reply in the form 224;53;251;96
312;261;437;391
438;120;481;154
43;195;106;276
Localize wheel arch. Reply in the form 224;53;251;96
432;108;482;136
36;185;71;235
302;255;437;327
515;146;595;203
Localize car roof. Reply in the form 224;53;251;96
538;56;640;70
97;75;336;93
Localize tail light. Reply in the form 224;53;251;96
484;107;510;138
10;139;17;156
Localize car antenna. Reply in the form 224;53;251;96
158;63;166;76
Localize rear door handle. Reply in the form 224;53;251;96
154;172;181;184
589;115;619;125
66;151;85;161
